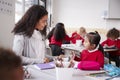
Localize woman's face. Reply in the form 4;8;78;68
35;15;48;30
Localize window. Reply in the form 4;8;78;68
15;0;46;23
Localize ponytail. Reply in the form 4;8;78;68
98;44;104;55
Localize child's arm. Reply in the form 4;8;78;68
71;51;81;61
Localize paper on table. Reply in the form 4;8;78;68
72;69;106;76
34;62;55;70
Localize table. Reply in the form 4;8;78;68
24;65;120;80
61;44;84;56
24;65;56;80
104;48;119;67
104;48;118;52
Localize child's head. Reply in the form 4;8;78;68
79;27;86;38
0;47;24;80
106;28;120;40
83;31;101;50
53;23;66;41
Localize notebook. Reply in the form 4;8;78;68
34;62;55;70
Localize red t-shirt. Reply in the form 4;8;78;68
74;50;104;68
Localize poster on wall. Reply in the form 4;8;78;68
0;0;14;15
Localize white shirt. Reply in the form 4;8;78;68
13;30;46;64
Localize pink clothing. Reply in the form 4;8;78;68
101;38;120;55
74;50;104;68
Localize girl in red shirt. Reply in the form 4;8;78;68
48;23;74;56
101;28;120;67
71;27;86;44
74;31;104;68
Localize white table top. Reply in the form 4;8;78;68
62;44;84;52
24;65;120;80
104;48;118;52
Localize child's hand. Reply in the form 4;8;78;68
68;60;75;68
70;51;75;61
44;57;50;63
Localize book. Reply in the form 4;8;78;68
34;62;55;70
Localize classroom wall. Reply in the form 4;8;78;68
0;0;15;48
51;0;120;33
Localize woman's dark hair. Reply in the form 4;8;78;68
47;27;55;40
12;5;48;37
53;23;66;41
86;31;104;53
106;28;120;39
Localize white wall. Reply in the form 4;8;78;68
52;0;120;30
0;0;15;48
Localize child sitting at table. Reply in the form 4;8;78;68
101;28;120;67
73;31;104;69
49;23;75;56
71;27;86;44
0;47;24;80
71;31;84;44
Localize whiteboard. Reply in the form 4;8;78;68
0;0;15;48
108;0;120;19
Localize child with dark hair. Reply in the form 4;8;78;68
101;28;120;67
0;47;24;80
12;5;49;64
74;31;104;68
49;23;74;56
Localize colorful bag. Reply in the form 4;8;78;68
77;61;100;70
104;64;120;77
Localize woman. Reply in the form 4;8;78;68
12;5;48;65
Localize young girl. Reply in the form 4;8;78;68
101;28;120;67
12;5;49;65
49;23;74;56
79;27;87;38
71;27;86;44
71;31;84;44
74;31;104;68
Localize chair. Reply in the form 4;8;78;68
46;47;52;56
